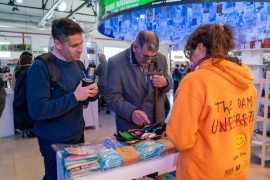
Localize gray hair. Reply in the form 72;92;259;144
135;30;159;52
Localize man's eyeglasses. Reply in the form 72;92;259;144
135;43;158;63
141;54;158;61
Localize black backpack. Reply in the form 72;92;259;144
13;53;85;132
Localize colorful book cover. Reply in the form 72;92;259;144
0;44;8;51
20;44;26;50
25;44;31;51
8;44;14;50
14;44;20;50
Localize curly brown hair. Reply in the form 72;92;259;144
184;24;235;60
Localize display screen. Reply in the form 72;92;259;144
97;1;269;49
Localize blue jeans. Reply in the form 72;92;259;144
37;134;84;180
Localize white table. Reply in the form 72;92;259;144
0;88;14;137
83;100;99;129
0;88;99;137
56;152;178;180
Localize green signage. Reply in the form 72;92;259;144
104;0;155;13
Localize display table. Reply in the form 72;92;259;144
56;151;178;180
0;88;99;137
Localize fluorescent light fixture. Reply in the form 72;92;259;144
0;42;10;44
58;1;67;11
46;12;54;20
37;0;64;28
16;0;23;3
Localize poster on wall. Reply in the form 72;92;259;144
98;1;270;50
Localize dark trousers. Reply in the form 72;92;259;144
98;85;109;111
173;80;179;94
37;134;85;180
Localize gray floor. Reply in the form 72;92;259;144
0;98;269;180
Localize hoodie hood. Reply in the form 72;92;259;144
200;58;254;89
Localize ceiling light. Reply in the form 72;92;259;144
12;6;19;12
46;12;54;20
58;1;67;11
8;0;15;6
72;17;76;22
37;0;65;28
16;0;23;3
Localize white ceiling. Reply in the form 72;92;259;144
0;0;97;33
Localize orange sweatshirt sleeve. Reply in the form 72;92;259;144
167;84;203;150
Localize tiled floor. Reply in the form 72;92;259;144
0;96;269;180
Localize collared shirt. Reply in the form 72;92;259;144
190;55;211;72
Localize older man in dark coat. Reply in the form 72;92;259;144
105;30;172;132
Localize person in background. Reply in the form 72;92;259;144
14;55;32;79
13;55;35;137
166;24;256;179
179;64;187;77
0;78;6;118
105;30;172;132
95;53;110;114
26;18;98;180
11;51;33;90
172;64;180;94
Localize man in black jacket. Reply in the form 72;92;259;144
96;53;110;114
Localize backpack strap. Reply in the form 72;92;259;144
35;53;68;92
75;60;86;72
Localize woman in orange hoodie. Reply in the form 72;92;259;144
167;24;256;180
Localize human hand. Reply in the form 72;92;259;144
151;75;167;88
74;81;99;101
86;83;98;97
131;110;150;126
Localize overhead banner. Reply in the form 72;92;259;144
98;0;217;22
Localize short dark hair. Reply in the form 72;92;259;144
135;30;159;52
99;54;106;61
51;18;84;43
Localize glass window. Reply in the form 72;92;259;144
104;47;126;59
